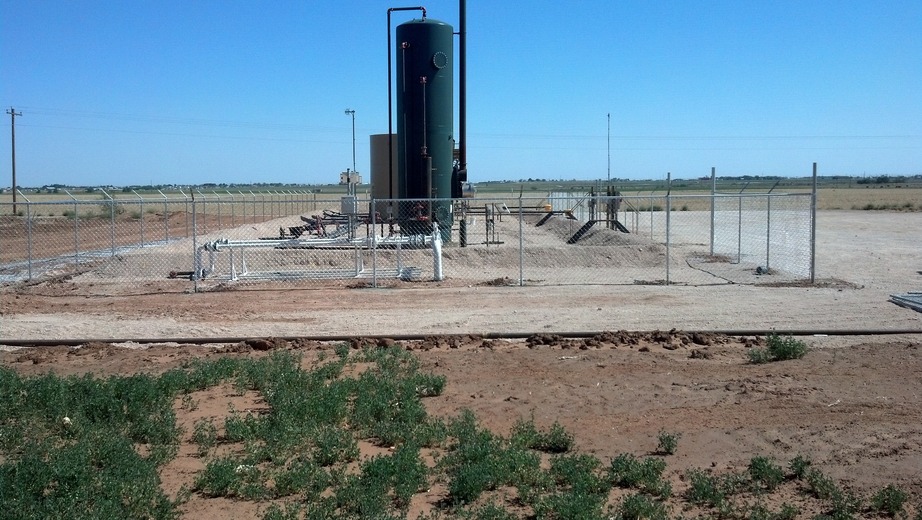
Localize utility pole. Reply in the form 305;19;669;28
7;107;22;215
607;113;611;185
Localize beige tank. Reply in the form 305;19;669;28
370;133;398;219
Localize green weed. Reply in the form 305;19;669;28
510;416;573;453
789;455;812;479
805;468;840;500
743;502;800;520
612;492;670;520
869;484;908;517
311;424;358;466
749;334;808;363
748;456;784;491
272;456;329;500
685;468;726;508
549;453;609;496
655;430;681;455
609;453;672;498
192;418;218;457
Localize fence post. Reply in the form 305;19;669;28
194;190;203;234
519;196;524;286
158;190;169;243
64;189;80;266
21;194;33;281
766;194;771;271
710;167;716;256
665;173;671;284
737;194;743;264
212;190;222;229
133;191;145;247
179;188;190;238
371;198;378;288
226;191;235;228
810;162;817;283
192;193;199;293
649;190;655;239
101;188;116;256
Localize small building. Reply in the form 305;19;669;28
339;169;362;186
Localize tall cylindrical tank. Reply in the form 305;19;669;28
396;17;454;239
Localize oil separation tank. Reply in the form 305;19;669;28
395;17;454;240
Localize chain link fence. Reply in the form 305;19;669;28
0;188;815;288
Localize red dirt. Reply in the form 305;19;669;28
2;333;920;518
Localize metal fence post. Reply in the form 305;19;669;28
227;191;236;228
519;195;524;286
133;190;145;247
198;190;209;235
766;194;771;271
178;188;190;238
649;190;655;239
665;173;671;284
371;198;378;288
737;195;743;264
710;167;716;256
810;162;817;283
192;193;199;292
101;188;116;256
212;190;222;230
64;189;80;266
158;190;169;243
24;196;33;280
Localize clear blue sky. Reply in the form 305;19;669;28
2;0;920;187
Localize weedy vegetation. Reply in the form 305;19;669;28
0;346;917;519
655;430;681;455
748;333;809;364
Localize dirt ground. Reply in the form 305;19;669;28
1;210;921;517
1;333;920;518
1;210;919;339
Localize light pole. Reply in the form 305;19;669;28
7;107;22;215
344;109;356;195
607;112;611;185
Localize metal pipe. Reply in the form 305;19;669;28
387;6;428;202
202;234;430;251
458;0;467;185
4;329;920;348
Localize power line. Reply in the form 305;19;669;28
15;106;344;133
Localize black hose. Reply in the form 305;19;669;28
2;329;920;348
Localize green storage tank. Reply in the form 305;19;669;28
396;17;454;239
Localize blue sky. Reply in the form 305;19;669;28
2;0;920;187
